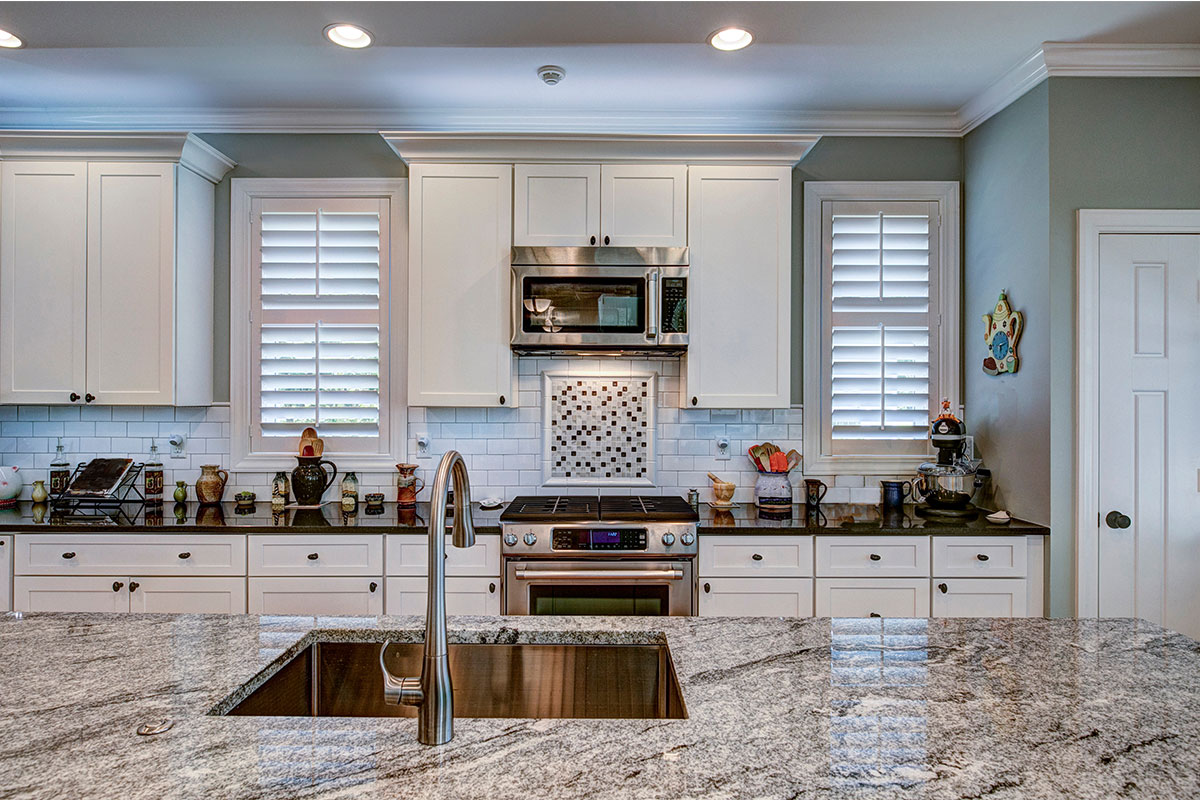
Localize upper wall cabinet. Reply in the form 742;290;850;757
408;163;517;407
513;164;687;248
0;133;234;406
683;166;792;409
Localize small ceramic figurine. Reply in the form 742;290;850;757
173;480;188;503
983;290;1023;375
30;480;48;503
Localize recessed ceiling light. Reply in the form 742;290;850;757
324;23;373;49
0;28;25;49
709;27;753;52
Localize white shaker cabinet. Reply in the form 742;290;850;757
932;578;1028;618
0;536;10;612
129;577;247;614
13;576;130;613
699;577;813;617
248;577;383;616
408;163;516;407
683;166;791;408
385;576;501;616
599;164;687;247
513;164;601;247
0;134;233;405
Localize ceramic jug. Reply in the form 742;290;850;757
195;465;229;505
0;465;23;508
396;463;424;509
291;456;338;506
880;480;913;510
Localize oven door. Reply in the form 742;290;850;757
504;559;695;616
511;265;687;351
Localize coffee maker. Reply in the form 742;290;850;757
913;400;988;519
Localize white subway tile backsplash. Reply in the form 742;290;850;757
110;408;143;422
17;406;49;421
32;422;64;437
79;406;111;421
48;406;80;421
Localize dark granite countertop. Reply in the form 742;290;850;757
0;612;1195;799
0;501;1046;537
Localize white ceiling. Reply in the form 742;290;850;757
0;1;1197;132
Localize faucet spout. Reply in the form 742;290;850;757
380;450;476;745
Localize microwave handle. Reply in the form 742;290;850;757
646;269;660;339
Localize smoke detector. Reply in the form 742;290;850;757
537;65;566;85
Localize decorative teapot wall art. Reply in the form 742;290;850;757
982;290;1022;375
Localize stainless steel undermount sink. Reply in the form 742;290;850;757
222;641;688;720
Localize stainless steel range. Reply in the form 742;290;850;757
500;495;699;616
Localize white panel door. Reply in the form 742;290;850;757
248;535;383;576
385;534;502;576
248;577;383;615
13;576;129;613
699;577;813;617
86;162;176;404
684;166;791;408
600;165;687;247
513;164;600;247
130;577;247;614
0;536;11;612
408;163;515;407
815;536;930;578
815;578;931;617
0;162;88;404
932;579;1027;618
1098;234;1200;639
385;577;500;615
698;535;813;578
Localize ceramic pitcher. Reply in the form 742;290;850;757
396;463;424;509
195;465;229;505
291;456;338;506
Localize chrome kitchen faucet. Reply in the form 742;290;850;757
380;450;475;745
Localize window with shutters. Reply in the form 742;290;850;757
802;182;960;475
230;180;407;470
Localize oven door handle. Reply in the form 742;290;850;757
646;268;660;340
512;567;684;581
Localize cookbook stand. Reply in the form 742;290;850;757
50;462;146;520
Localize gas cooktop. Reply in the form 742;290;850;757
501;495;698;524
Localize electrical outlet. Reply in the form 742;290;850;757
715;438;731;461
168;434;186;459
416;435;431;458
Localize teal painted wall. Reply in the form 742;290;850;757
1044;77;1200;616
195;134;408;401
963;82;1050;530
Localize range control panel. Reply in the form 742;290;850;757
552;528;648;551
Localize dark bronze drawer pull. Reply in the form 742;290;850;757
869;553;882;561
112;581;124;592
703;582;711;593
369;582;378;593
869;612;881;618
489;582;496;593
129;581;140;592
178;552;191;560
938;583;948;593
307;553;319;560
62;552;76;559
976;554;989;561
751;553;763;561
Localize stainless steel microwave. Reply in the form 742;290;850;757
510;246;688;356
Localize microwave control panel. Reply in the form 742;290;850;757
660;278;687;333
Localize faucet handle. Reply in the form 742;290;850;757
380;641;424;707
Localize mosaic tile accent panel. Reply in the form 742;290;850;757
542;372;656;486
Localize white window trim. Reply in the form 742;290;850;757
230;177;408;472
802;181;961;476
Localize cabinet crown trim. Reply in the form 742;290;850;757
0;132;236;183
382;131;819;166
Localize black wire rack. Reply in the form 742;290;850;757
50;461;147;515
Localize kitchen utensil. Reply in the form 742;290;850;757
769;451;788;472
785;450;801;471
708;472;736;505
746;447;763;471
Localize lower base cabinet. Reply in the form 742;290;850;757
386;577;500;616
248;577;383;616
815;578;932;618
0;536;10;612
13;575;245;614
699;577;813;617
14;576;130;612
130;577;246;614
932;578;1027;618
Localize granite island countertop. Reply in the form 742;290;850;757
0;502;1047;537
0;612;1194;799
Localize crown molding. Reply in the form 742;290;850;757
957;47;1049;134
382;131;823;165
0;131;236;182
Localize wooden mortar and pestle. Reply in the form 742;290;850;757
707;473;736;506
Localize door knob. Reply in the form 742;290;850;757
603;235;610;245
112;581;124;592
489;582;496;593
869;612;881;618
129;581;139;592
84;393;95;403
1105;511;1132;529
369;582;378;593
938;583;948;594
703;582;711;593
69;392;80;402
590;235;596;245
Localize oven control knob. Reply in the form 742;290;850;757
503;532;518;547
661;533;676;547
523;532;538;547
680;532;695;546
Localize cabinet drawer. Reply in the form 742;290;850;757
816;536;930;578
13;575;129;613
932;537;1027;577
14;534;246;576
0;536;10;612
130;577;246;614
699;577;813;617
698;536;813;577
815;578;931;618
933;578;1028;618
385;534;502;577
248;535;383;576
385;577;500;616
248;577;383;616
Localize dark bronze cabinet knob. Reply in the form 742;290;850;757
62;552;76;559
129;581;140;592
751;553;763;561
691;396;698;406
307;552;319;560
1106;511;1132;529
938;583;948;593
869;553;882;561
69;392;80;402
489;582;496;593
603;235;610;245
112;581;124;592
178;552;191;560
369;582;378;593
703;582;711;593
590;235;596;245
976;554;989;561
869;612;881;618
499;395;506;405
84;393;95;403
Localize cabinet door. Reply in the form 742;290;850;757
15;534;246;576
408;164;515;407
86;162;177;404
248;535;383;577
599;165;687;247
514;164;600;246
0;536;11;612
815;578;931;617
815;536;931;578
248;577;383;616
932;536;1028;578
932;579;1028;618
385;534;502;576
699;577;813;617
0;162;88;404
13;576;129;613
698;535;813;578
130;577;247;614
385;577;500;615
684;166;790;408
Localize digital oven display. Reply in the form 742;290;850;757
589;530;622;547
551;528;648;551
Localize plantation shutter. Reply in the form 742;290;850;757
250;197;390;453
822;200;938;457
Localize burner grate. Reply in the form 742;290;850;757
600;495;698;522
500;495;600;522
